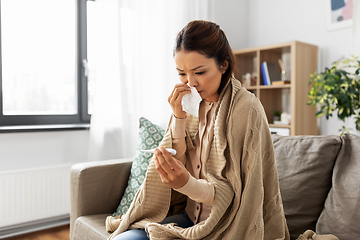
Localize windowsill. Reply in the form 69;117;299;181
0;124;90;133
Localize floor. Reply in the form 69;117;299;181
5;225;70;240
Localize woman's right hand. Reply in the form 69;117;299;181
168;83;191;119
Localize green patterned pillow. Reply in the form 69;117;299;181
112;117;165;216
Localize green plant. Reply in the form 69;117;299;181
273;110;281;122
274;110;281;117
307;56;360;134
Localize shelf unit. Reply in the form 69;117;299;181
233;41;318;135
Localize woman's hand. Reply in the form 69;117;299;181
168;83;191;119
154;146;189;189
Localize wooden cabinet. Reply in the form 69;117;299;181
233;41;318;135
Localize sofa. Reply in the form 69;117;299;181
70;133;360;240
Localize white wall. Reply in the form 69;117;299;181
247;0;360;69
210;0;249;50
0;130;89;171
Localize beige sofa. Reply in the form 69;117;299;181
70;133;360;240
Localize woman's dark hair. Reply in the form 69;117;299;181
174;20;236;93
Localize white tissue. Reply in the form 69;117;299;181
181;86;202;117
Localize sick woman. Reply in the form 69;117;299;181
106;20;290;240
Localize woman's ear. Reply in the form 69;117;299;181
221;60;229;74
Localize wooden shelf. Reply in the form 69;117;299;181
259;85;291;89
234;41;318;135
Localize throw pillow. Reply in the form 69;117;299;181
112;117;165;217
316;133;360;240
272;134;342;240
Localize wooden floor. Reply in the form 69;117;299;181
5;225;70;240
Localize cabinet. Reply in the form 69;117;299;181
233;41;318;135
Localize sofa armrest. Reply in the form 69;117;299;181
70;158;133;236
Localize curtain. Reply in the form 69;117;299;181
87;0;211;161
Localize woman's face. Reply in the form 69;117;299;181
174;50;227;102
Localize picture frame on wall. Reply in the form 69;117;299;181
326;0;354;31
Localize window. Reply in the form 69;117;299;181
0;0;91;129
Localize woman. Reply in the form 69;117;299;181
106;20;290;240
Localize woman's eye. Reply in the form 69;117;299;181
178;73;186;77
195;71;205;75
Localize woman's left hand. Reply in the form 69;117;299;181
154;146;189;189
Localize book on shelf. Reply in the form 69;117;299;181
267;62;281;82
260;62;270;85
261;61;281;85
272;80;290;85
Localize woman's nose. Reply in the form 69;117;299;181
187;75;197;87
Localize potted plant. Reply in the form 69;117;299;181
273;110;281;123
307;56;360;135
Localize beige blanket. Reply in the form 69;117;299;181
106;78;290;239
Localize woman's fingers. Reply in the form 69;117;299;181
154;147;189;189
168;83;186;102
154;157;168;178
154;148;174;173
169;86;190;106
168;84;191;119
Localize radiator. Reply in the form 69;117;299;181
0;164;72;230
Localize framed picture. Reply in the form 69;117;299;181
326;0;354;31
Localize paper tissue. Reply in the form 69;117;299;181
181;86;202;117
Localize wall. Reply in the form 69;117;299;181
0;130;89;171
246;0;360;136
210;0;249;50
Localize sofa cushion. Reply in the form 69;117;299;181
316;133;360;240
272;134;342;240
112;117;165;217
72;214;110;240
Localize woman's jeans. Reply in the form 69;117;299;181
112;212;194;240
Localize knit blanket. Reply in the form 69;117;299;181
106;78;290;240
